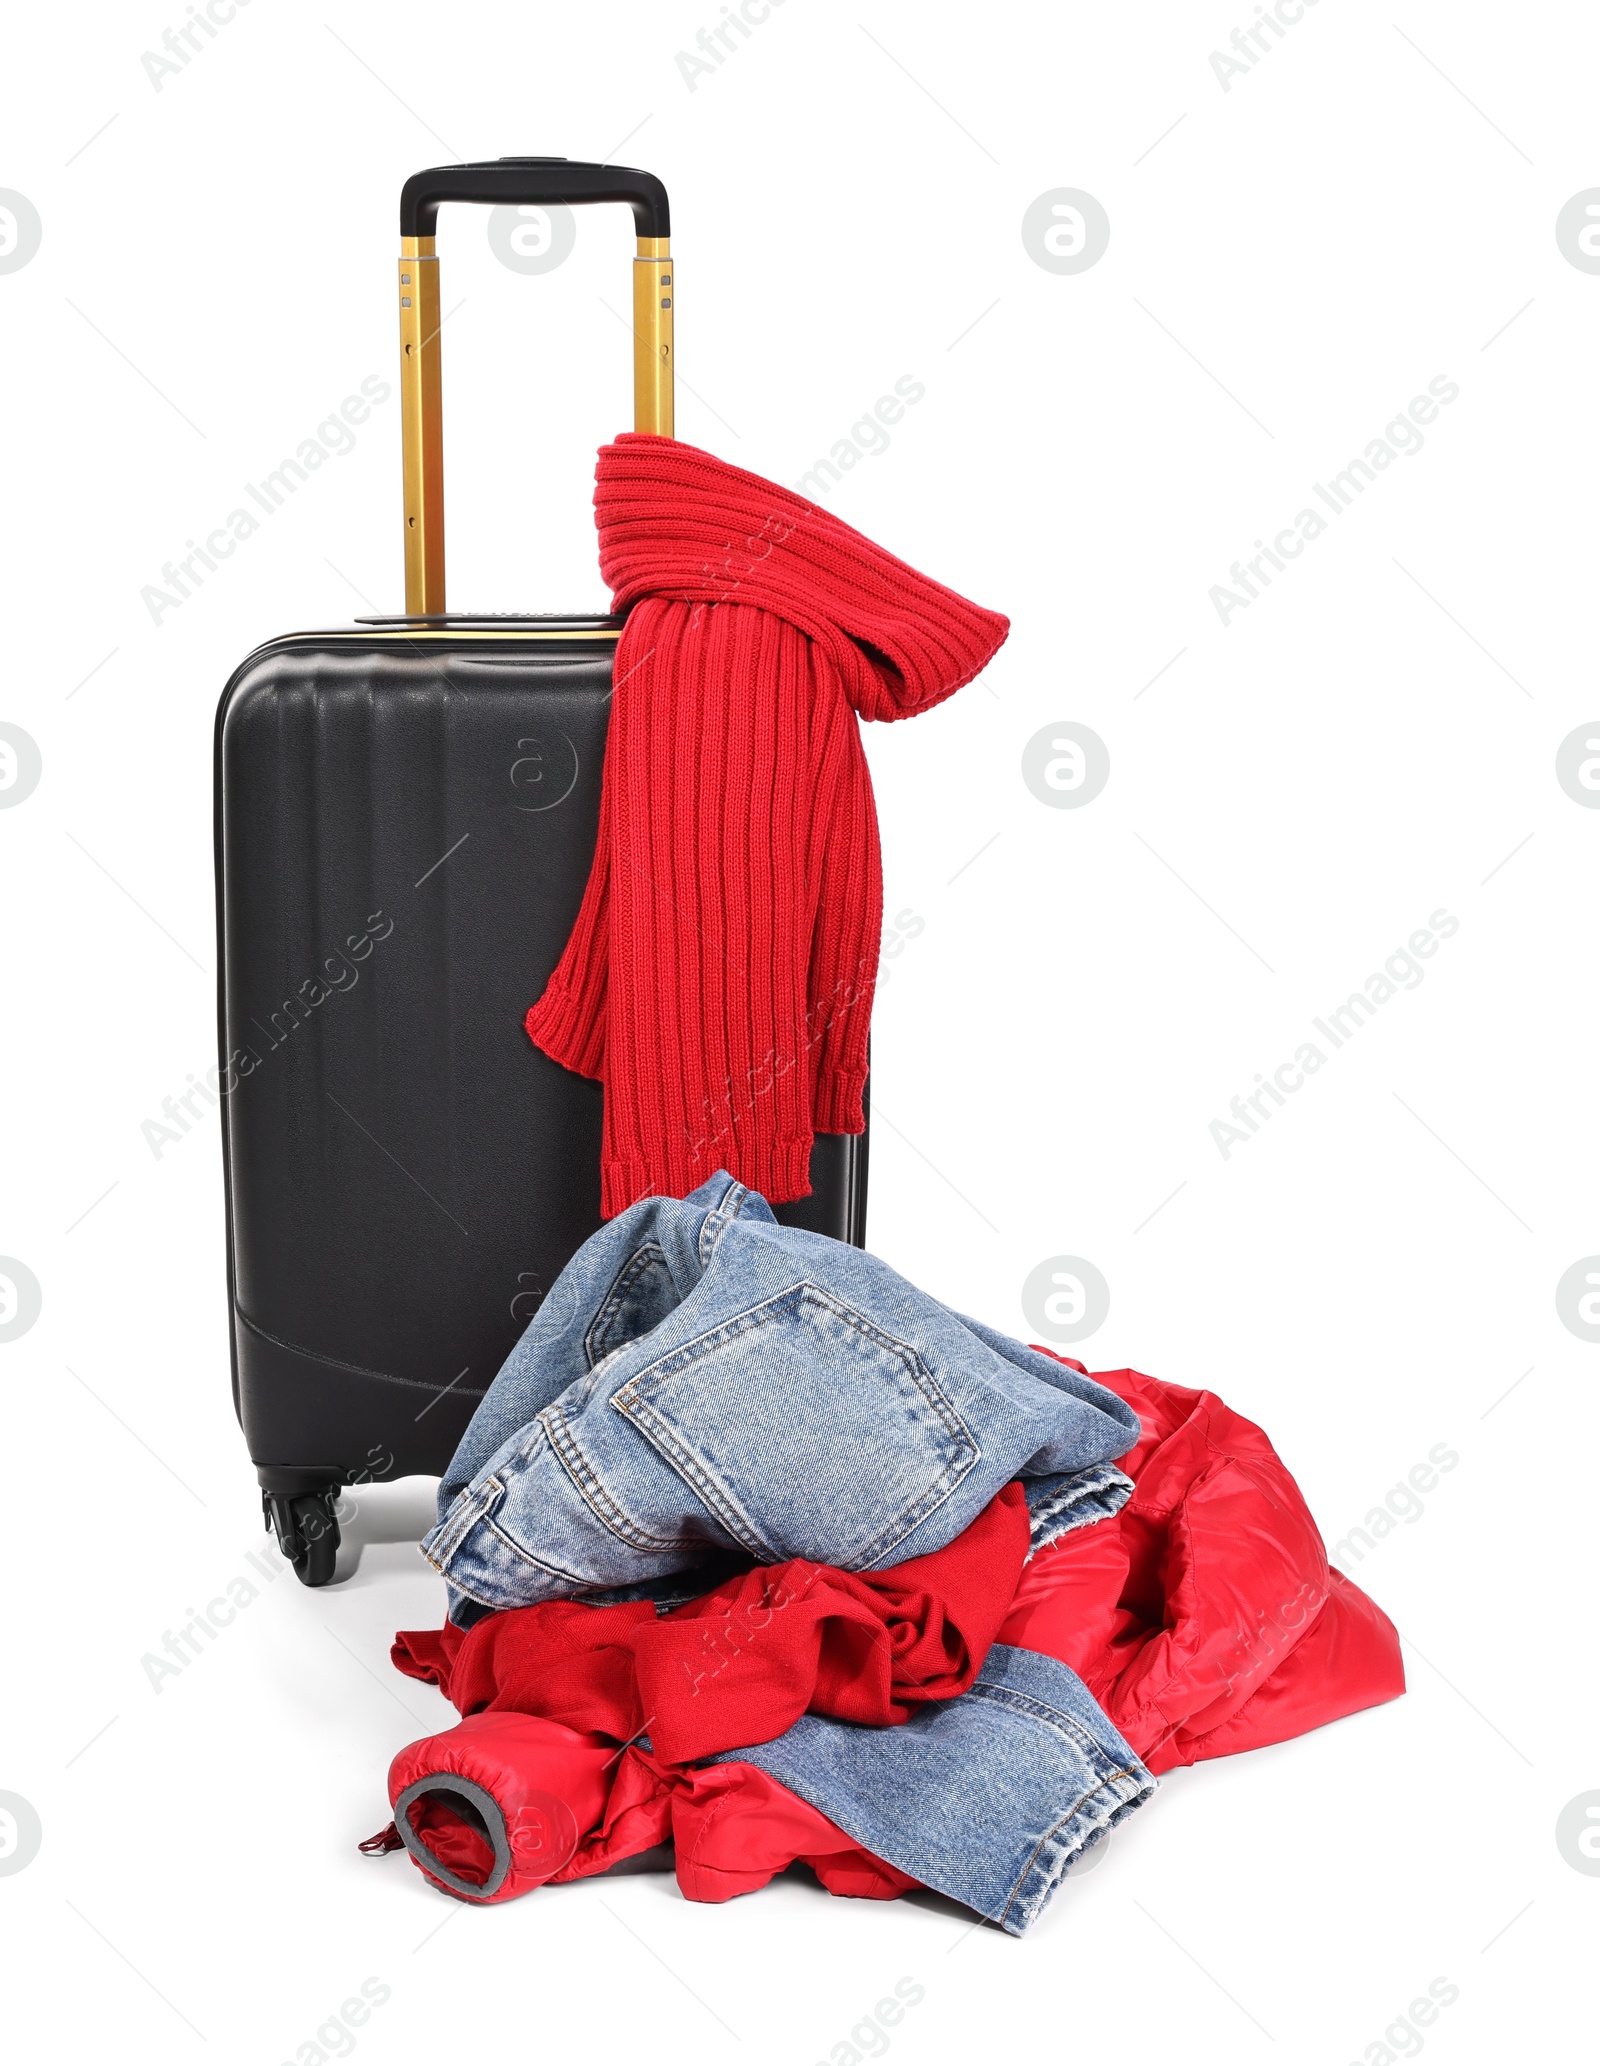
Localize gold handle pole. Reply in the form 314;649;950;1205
399;236;445;615
398;224;672;615
633;237;674;436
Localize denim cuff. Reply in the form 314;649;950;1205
714;1643;1157;1935
1025;1461;1135;1555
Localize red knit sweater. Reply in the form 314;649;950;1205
525;435;1009;1214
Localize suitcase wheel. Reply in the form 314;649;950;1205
263;1488;341;1587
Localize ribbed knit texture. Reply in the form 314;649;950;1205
525;434;1009;1215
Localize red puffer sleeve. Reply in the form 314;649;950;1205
1005;1362;1404;1773
1154;1566;1406;1770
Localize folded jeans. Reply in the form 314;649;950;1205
424;1173;1140;1624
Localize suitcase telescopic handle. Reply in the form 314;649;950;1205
396;157;674;617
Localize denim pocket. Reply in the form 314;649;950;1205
584;1242;680;1368
610;1281;978;1568
424;1412;704;1610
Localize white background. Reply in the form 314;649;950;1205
2;1;1595;2059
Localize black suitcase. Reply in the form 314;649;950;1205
214;160;868;1585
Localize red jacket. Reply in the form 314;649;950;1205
1004;1360;1404;1773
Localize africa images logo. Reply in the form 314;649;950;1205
1208;377;1459;627
1210;910;1459;1158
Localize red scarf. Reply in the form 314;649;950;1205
525;435;1008;1214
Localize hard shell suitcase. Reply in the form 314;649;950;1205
214;161;868;1585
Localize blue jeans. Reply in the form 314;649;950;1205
423;1173;1141;1620
720;1645;1156;1934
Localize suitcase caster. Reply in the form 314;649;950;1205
263;1487;341;1587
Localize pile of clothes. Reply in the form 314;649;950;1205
367;1175;1403;1933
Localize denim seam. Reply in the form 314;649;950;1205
513;1418;552;1466
543;1403;707;1553
612;1282;979;1566
697;1179;748;1265
575;1348;623;1410
478;1513;600;1586
584;1242;671;1370
616;1280;971;1446
421;1473;504;1573
610;1412;772;1559
424;1560;517;1611
965;1680;1110;1765
613;1284;826;1401
720;1741;1150;1935
997;1762;1151;1931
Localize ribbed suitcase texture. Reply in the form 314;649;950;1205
214;621;867;1492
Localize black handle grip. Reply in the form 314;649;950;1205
400;157;670;238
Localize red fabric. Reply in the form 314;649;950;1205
669;1762;921;1907
386;1710;921;1900
1004;1358;1406;1774
393;1480;1029;1767
387;1712;918;1907
390;1368;1404;1910
523;434;1008;1214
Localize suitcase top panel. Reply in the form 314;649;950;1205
356;614;626;630
271;621;623;644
